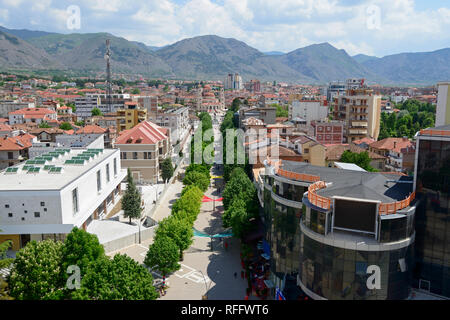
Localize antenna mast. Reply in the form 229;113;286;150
105;39;112;113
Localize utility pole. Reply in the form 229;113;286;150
104;39;113;113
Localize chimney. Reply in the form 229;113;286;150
393;141;397;149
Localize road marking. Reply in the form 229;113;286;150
174;263;211;284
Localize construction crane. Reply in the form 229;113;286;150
104;39;112;113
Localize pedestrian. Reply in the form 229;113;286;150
224;241;228;251
234;272;237;279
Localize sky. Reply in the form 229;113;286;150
0;0;449;57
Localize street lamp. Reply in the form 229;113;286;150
199;270;218;300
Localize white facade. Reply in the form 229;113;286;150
0;148;127;237
436;82;450;127
289;100;328;124
148;107;190;145
75;94;131;119
0;101;35;118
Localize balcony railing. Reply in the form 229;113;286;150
277;169;320;183
378;192;415;215
307;181;332;210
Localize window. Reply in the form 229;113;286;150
34;212;40;218
4;204;9;208
121;152;127;159
106;164;110;182
40;202;45;206
8;213;12;217
97;170;102;192
114;158;117;176
44;208;47;212
72;188;79;214
133;152;138;160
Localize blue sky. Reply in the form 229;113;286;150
0;0;449;57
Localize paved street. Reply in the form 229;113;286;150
111;123;252;300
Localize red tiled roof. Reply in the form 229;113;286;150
9;107;56;116
0;124;12;131
353;137;376;145
0;134;35;151
76;125;107;134
326;144;385;161
115;121;167;145
369;137;414;153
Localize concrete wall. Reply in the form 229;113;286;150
102;225;157;253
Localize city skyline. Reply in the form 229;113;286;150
0;0;449;57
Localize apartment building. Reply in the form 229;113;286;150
8;108;57;125
114;121;170;184
0;133;36;170
0;148;126;250
332;86;381;143
148;107;190;145
289;100;328;124
312;121;344;145
116;101;147;133
0;101;36;118
75;94;131;120
239;106;277;128
369;137;415;174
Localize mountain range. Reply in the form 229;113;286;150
0;26;448;85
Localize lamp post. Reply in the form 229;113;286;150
199;270;218;300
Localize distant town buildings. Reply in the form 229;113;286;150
224;73;243;90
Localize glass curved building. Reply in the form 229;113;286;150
262;160;417;300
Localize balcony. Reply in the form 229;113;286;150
348;129;368;135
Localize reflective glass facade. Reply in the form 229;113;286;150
414;138;450;297
299;234;414;300
263;187;302;278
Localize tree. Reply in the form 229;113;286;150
39;121;51;128
222;167;256;210
8;240;64;300
75;120;85;127
155;217;193;260
161;158;174;183
222;198;252;239
272;103;288;117
61;228;105;283
131;88;140;94
121;168;142;224
144;236;180;278
183;170;210;192
91;107;103;116
59;122;73;130
71;254;158;300
340;150;376;172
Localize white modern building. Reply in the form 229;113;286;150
0;101;36;118
289;100;328;124
148;107;190;145
75;94;131;120
0;148;127;250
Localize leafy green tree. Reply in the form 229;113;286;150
59;122;73;130
161;158;174;183
122;168;142;224
272;103;288;117
39;121;51;128
144;236;180;278
340;150;376;172
131;88;140;94
185;164;211;180
222;167;256;210
183;170;210;192
91;107;103;116
61;228;105;283
155;217;193;260
8;240;64;300
222;198;254;239
72;254;158;300
75;120;85;127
